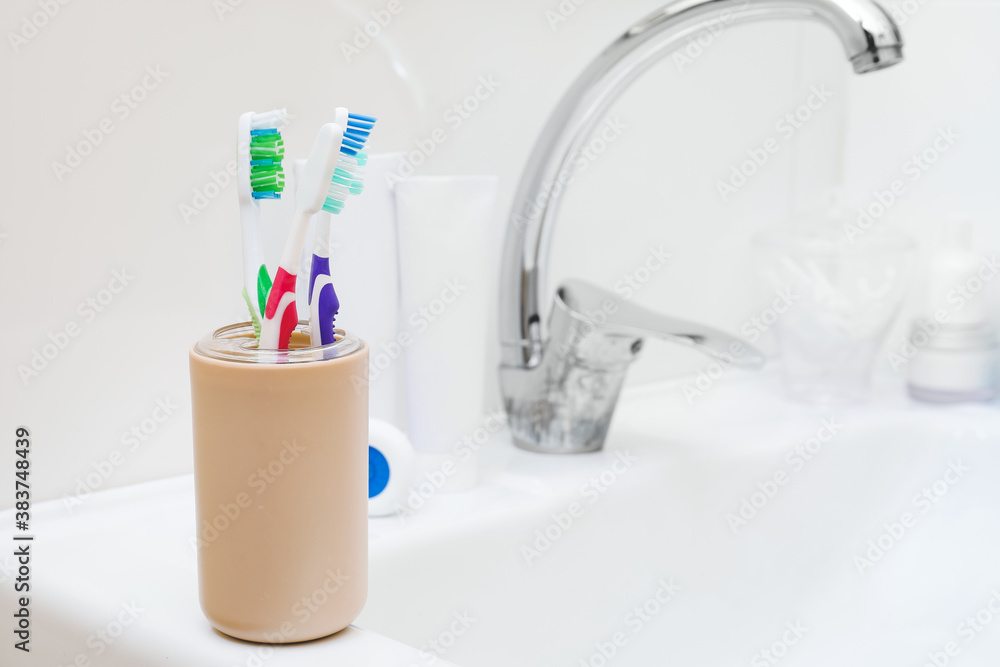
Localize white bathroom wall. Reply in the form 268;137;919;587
841;0;1000;363
0;0;989;506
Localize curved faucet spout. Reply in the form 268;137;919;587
499;0;903;369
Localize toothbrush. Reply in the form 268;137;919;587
307;108;377;346
237;109;288;338
259;123;345;350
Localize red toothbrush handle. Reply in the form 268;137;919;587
264;268;298;350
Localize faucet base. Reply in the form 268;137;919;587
511;436;606;455
501;347;633;454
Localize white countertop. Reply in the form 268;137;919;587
0;472;456;667
5;369;1000;666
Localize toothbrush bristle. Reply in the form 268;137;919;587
322;194;346;214
249;110;287;200
331;168;363;196
341;136;365;151
322;114;375;213
341;114;376;154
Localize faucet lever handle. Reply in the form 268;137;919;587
555;279;765;368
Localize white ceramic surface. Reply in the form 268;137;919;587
358;369;1000;666
0;474;457;667
7;369;999;665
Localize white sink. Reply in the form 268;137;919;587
358;371;1000;666
0;478;454;666
4;370;999;666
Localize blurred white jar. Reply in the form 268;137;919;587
907;322;998;402
906;220;999;403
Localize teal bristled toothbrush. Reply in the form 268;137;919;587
307;108;376;346
259;123;345;350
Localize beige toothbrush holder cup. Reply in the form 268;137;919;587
189;322;369;643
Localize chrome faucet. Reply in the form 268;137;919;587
499;0;903;453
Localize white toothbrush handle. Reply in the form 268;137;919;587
277;208;314;278
313;211;331;256
259;290;296;349
240;199;262;310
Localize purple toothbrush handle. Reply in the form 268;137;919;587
309;254;340;345
316;282;339;345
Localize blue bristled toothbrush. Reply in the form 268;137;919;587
260;123;345;350
307;108;376;346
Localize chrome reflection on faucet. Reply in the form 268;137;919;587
499;0;903;453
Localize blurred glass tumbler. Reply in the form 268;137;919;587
189;322;368;643
754;229;914;404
